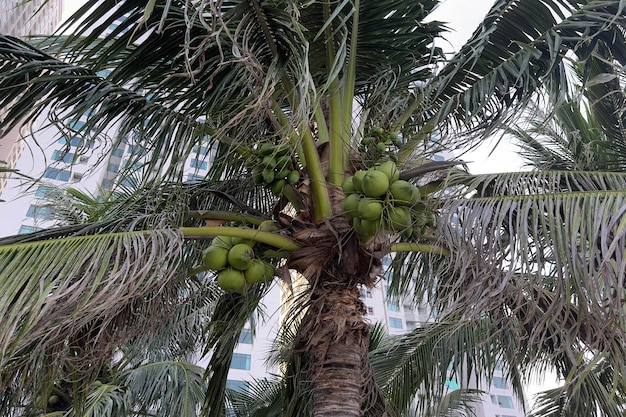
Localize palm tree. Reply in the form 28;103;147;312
1;0;626;416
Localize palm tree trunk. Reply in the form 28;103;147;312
299;282;370;417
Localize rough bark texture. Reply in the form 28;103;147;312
306;284;368;417
285;183;388;416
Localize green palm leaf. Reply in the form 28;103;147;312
0;229;187;392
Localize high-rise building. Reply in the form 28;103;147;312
0;0;64;195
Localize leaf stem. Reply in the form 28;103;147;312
180;226;300;251
390;242;450;256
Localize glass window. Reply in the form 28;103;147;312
51;150;74;163
18;225;41;234
493;376;508;389
389;317;403;329
230;353;251;370
192;145;210;155
238;329;253;344
367;307;374;315
112;148;124;157
496;395;514;409
26;205;52;220
386;300;400;312
187;173;204;181
35;185;54;198
190;159;208;170
359;287;366;298
127;145;147;156
226;380;248;393
58;136;94;148
494;360;504;371
107;163;119;173
433;154;445;161
43;167;71;182
445;377;459;390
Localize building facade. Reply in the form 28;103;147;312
0;0;64;195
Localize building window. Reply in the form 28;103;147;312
192;145;210;155
367;307;374;315
226;380;248;393
107;163;119;173
35;185;54;198
386;300;400;312
230;353;251;370
43;167;71;182
72;172;84;182
495;395;514;409
26;205;52;220
366;289;372;298
127;145;147;157
445;377;459;390
190;159;208;170
238;329;253;344
187;173;204;181
18;225;42;234
51;150;74;163
389;317;403;329
492;376;508;389
58;136;94;148
112;148;124;157
495;360;504;370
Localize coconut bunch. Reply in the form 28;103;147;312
202;228;276;293
341;160;435;242
250;142;300;195
358;126;403;164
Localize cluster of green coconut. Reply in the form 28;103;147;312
202;234;275;294
359;126;403;164
341;160;436;241
251;142;300;195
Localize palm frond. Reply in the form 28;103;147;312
123;360;207;417
418;0;626;146
0;228;187;394
434;170;626;386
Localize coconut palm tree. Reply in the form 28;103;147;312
1;1;626;416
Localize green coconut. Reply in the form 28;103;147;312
252;166;264;185
341;193;362;218
245;259;275;284
389;180;420;205
352;170;367;193
387;206;412;232
359;218;380;236
287;170;300;185
270;178;286;196
357;198;383;221
376;160;400;183
227;243;255;270
212;236;234;250
258;220;279;232
361;170;390;198
259;142;276;156
217;268;247;293
341;176;356;194
262;167;275;184
202;245;229;271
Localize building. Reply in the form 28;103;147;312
0;0;64;195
